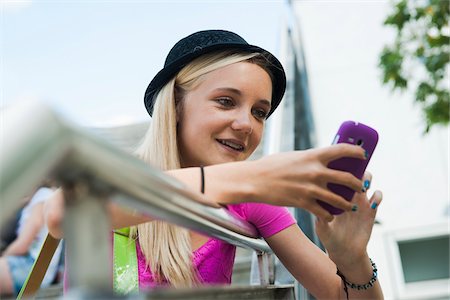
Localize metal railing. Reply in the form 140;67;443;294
1;101;286;297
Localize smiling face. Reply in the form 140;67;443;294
176;61;273;167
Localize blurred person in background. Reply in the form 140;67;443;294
0;198;29;254
0;182;63;296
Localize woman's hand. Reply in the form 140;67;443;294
315;171;383;265
248;143;366;221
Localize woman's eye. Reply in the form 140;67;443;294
216;97;234;107
253;109;268;120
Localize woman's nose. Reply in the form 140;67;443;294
231;111;253;135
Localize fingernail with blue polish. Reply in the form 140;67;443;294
371;202;378;209
364;150;368;159
352;205;358;212
364;180;371;190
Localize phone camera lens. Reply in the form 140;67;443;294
356;139;364;146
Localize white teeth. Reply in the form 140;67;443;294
218;140;244;151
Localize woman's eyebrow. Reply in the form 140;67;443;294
214;87;242;96
259;100;272;110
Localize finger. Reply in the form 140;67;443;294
362;171;373;193
325;169;364;193
310;186;354;212
320;143;366;164
369;190;383;211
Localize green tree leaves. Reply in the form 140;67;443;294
379;0;449;132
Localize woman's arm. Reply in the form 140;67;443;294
266;224;382;299
265;224;342;299
170;143;366;221
266;173;383;299
2;203;44;256
45;143;366;237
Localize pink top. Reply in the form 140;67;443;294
64;203;296;292
137;203;296;289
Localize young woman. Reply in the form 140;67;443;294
46;30;383;299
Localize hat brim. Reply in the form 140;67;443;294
144;43;286;118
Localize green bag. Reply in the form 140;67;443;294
113;227;139;295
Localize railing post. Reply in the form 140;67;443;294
257;252;275;286
268;253;275;285
62;179;112;296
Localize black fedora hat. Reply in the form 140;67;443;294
144;29;286;118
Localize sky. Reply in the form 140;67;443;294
2;0;285;126
2;0;449;227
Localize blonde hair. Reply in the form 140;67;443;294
132;50;274;287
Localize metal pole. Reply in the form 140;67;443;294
268;253;275;285
257;252;269;286
284;1;323;299
63;179;112;296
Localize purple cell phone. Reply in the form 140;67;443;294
318;121;379;215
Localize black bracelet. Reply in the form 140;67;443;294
199;166;205;194
336;258;378;299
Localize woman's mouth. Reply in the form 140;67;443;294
216;139;245;153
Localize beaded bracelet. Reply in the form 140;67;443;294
336;258;378;299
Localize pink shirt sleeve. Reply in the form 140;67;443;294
229;203;296;238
